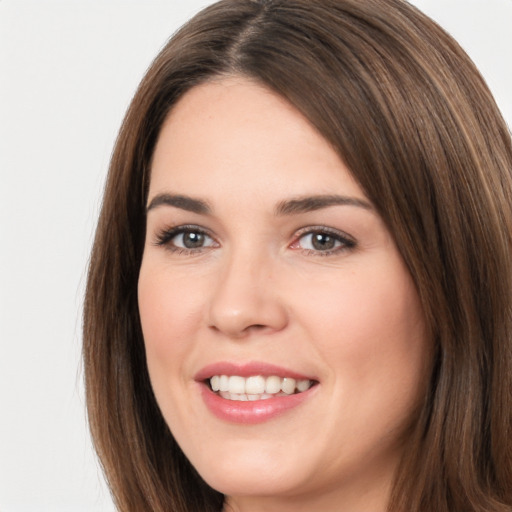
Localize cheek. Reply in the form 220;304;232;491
138;264;202;373
302;264;423;346
297;259;428;410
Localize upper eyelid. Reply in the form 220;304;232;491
292;225;355;241
152;224;356;248
153;224;216;246
157;224;214;236
290;226;357;255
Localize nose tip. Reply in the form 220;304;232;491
206;257;288;339
209;310;279;339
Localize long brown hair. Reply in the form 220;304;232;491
83;1;512;510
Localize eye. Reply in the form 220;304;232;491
173;231;213;249
154;225;217;253
291;227;356;255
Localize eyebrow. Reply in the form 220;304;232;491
146;193;211;214
274;194;372;215
146;192;372;216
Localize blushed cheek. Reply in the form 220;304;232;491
309;265;427;392
138;271;176;364
138;270;203;369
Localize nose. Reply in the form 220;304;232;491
207;248;288;339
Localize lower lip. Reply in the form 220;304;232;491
198;383;317;424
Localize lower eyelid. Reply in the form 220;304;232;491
291;228;355;250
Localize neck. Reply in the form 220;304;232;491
222;469;393;512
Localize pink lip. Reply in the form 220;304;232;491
195;361;318;425
194;361;315;381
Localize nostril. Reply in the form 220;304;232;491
245;324;270;334
207;287;289;337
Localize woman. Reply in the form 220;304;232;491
83;0;512;511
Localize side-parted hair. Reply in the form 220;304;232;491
83;1;512;510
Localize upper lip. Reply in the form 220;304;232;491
194;361;317;382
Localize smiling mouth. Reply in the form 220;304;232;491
208;375;316;401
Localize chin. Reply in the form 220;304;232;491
189;447;311;497
202;471;307;500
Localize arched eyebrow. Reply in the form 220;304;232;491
146;193;372;216
274;195;372;215
146;193;211;214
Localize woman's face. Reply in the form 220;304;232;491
138;78;429;511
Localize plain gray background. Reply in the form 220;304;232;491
1;1;511;511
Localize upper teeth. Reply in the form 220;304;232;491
210;375;312;395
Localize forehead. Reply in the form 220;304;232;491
149;77;365;204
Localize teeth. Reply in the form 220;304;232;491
210;375;220;392
229;376;245;394
265;375;281;394
281;377;296;395
219;375;229;392
297;379;311;392
209;375;313;399
219;391;278;401
245;375;266;394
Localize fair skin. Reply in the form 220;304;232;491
138;77;429;512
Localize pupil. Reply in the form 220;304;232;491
183;232;204;248
312;233;335;250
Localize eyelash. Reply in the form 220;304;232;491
154;224;216;256
153;224;356;256
291;226;356;256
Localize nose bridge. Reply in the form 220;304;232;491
207;240;287;337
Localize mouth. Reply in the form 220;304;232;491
208;374;316;401
196;362;319;423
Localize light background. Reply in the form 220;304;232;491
0;1;510;511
